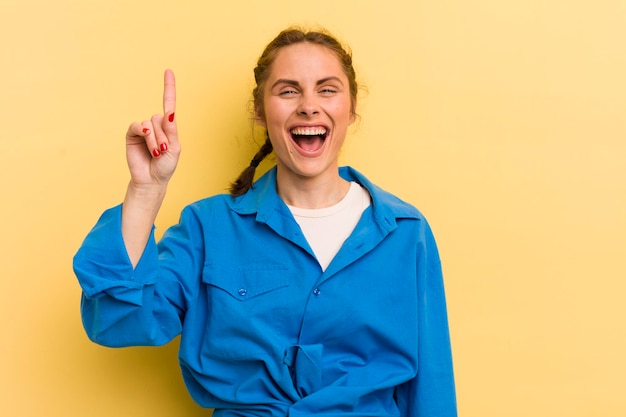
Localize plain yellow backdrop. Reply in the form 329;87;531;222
2;1;625;416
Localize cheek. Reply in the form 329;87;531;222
331;96;354;117
262;99;290;124
329;103;355;126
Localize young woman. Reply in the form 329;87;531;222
74;28;457;416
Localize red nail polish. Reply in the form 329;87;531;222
143;128;150;134
160;143;168;152
152;148;161;157
168;112;175;123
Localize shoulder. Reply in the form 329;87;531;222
179;194;234;222
369;181;424;220
340;166;424;221
177;168;282;222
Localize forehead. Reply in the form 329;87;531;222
269;42;346;81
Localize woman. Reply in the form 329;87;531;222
74;27;457;416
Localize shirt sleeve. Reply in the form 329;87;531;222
394;220;458;417
73;204;201;347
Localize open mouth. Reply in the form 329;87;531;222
290;126;328;152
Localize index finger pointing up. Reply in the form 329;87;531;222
163;69;176;119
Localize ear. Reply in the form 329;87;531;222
349;99;357;125
254;105;266;128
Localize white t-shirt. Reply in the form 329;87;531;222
287;182;371;271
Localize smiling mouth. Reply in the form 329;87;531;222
290;126;328;152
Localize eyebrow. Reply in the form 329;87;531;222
271;76;344;89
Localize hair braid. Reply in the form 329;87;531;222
229;136;273;197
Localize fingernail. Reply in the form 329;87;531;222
152;148;161;157
168;112;175;123
160;143;168;152
143;128;150;134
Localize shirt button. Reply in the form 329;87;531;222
238;288;247;296
313;288;321;296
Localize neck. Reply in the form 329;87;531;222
276;167;350;209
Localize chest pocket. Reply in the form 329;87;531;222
202;263;290;300
200;263;292;359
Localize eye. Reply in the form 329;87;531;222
319;87;338;96
279;88;299;96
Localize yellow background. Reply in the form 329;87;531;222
2;0;625;416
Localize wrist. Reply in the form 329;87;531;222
126;181;168;199
124;182;168;216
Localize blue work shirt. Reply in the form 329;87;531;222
74;166;457;417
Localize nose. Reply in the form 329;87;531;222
298;93;320;117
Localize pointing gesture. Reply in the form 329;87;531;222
122;70;181;266
125;69;180;187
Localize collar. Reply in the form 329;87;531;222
228;166;422;231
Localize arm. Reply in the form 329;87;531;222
74;205;203;347
395;220;457;416
73;70;186;346
122;69;180;266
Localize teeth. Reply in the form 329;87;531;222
291;126;327;136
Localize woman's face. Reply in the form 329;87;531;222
257;42;355;184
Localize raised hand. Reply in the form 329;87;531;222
125;69;180;188
121;70;180;266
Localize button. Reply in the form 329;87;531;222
313;288;321;296
238;288;247;296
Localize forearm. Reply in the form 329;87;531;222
74;202;191;347
122;182;168;267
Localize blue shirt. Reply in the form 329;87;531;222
74;166;457;417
